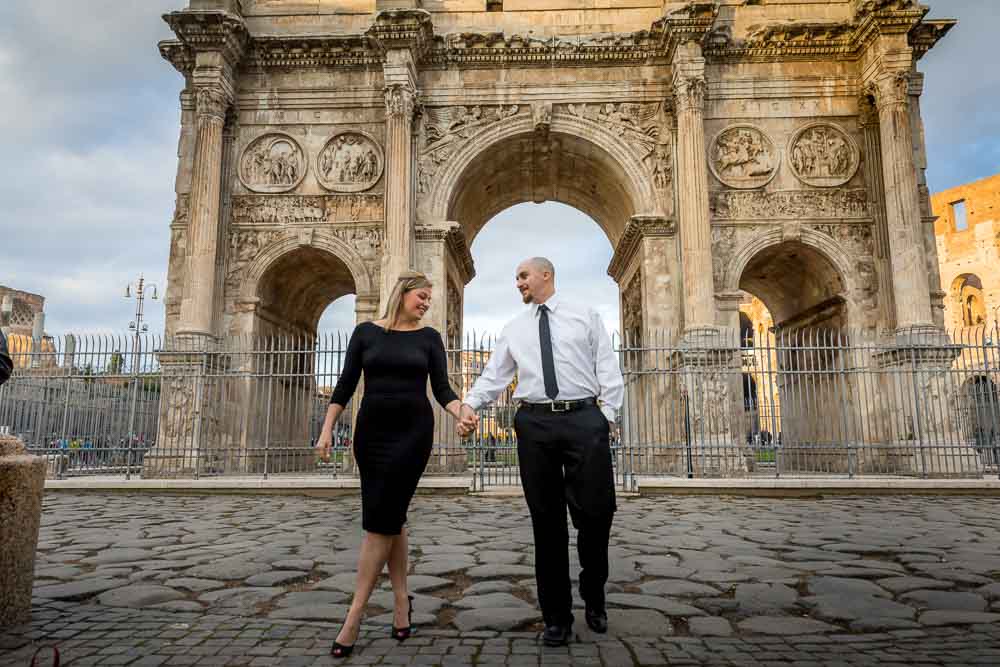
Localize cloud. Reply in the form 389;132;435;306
922;1;1000;191
1;0;996;342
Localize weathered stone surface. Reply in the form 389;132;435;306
877;576;954;595
689;616;734;637
465;563;536;579
606;593;706;617
733;583;800;614
901;590;988;612
268;604;350;621
453;593;532;609
452;608;542;632
803;594;916;623
919;610;1000;626
164;577;226;592
244;570;309;587
736;616;838;635
186;559;272;581
0;441;46;626
639;580;722;598
807;576;890;598
97;584;187;608
33;578;127;601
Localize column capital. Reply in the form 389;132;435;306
194;84;231;120
867;69;911;112
671;42;707;115
384;83;418;119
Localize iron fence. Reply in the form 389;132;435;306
2;326;1000;489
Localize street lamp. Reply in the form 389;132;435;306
122;275;158;480
124;275;158;337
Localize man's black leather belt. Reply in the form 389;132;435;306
519;397;598;413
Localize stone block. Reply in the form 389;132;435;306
0;434;47;627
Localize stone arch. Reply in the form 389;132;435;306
949;273;986;328
425;111;662;247
240;232;375;336
724;227;857;331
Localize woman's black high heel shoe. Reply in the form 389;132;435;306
330;641;354;659
391;595;415;641
331;623;357;658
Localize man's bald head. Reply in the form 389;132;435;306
515;257;556;304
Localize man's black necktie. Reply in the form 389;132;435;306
538;304;559;400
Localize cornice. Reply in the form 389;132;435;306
366;9;435;59
163;10;249;69
704;1;949;64
247;35;381;69
161;2;951;74
160;40;195;76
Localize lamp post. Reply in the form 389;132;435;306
122;275;158;479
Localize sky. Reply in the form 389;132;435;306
0;1;996;338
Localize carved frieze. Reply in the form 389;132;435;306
316;131;384;193
231;195;384;225
711;189;870;220
808;222;875;257
239;133;307;194
787;123;860;188
622;271;643;345
418;105;522;196
423;105;520;149
446;282;462;349
711;224;762;289
709;125;779;190
563;102;671;188
330;226;384;261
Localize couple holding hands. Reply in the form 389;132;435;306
315;257;624;657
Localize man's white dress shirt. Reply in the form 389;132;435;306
464;294;625;422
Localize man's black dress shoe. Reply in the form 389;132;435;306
542;623;573;647
585;607;608;633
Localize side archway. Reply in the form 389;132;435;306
240;233;376;337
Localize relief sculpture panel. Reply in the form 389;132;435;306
709;125;779;190
317;131;384;193
711;189;870;220
239;133;307;194
231;195;384;225
788;123;860;188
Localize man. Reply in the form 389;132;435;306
0;329;12;386
458;257;624;646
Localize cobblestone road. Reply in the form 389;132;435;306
2;493;1000;665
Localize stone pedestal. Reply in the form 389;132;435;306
0;434;46;627
872;330;983;477
675;331;747;476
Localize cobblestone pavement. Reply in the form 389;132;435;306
3;493;1000;665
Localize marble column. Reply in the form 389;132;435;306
382;82;418;306
178;84;230;340
672;45;715;335
870;69;934;335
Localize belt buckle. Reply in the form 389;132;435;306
550;400;570;413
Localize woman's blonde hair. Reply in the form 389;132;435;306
381;270;433;330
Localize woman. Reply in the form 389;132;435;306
314;271;464;658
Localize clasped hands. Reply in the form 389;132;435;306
456;403;479;438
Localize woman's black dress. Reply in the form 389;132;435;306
330;322;459;535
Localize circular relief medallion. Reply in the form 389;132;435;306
787;122;860;188
239;133;307;194
709;125;780;190
316;131;385;193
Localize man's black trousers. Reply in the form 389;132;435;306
514;403;616;627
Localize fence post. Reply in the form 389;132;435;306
58;375;71;481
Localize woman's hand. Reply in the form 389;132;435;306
315;431;333;461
